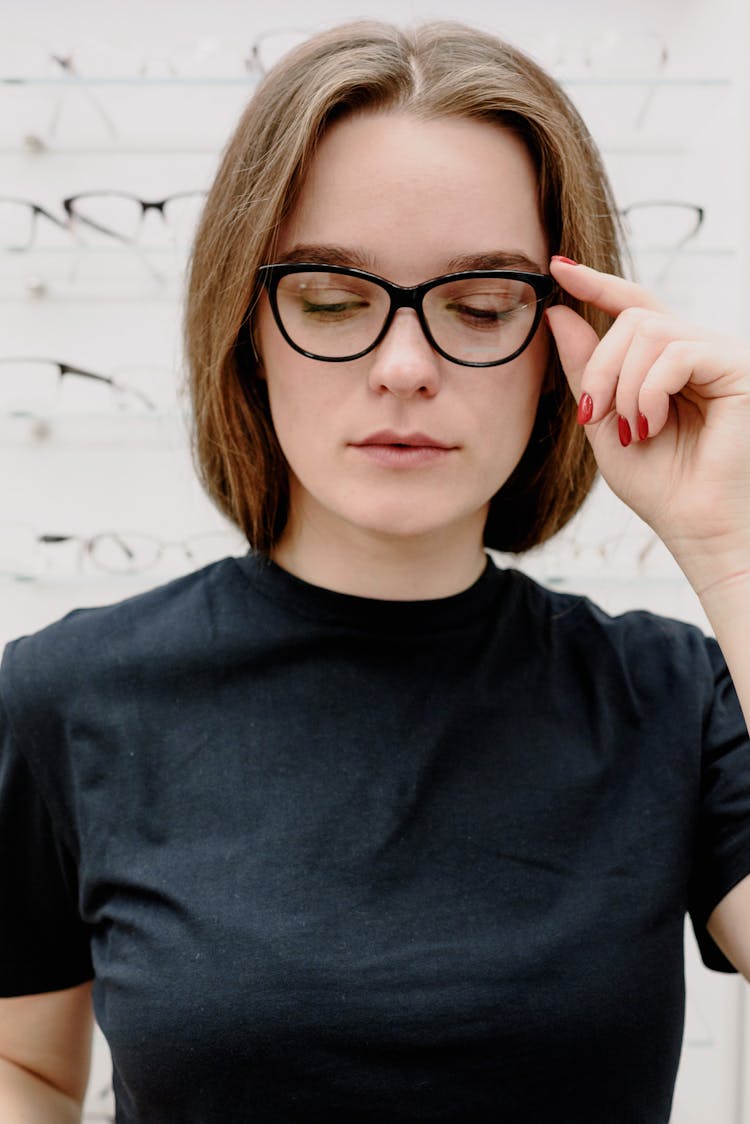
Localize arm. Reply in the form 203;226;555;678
0;983;93;1123
546;257;750;978
700;574;750;980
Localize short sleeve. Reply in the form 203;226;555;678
688;636;750;972
0;675;93;996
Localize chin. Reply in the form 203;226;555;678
344;502;486;544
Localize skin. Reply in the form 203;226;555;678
255;111;549;601
547;259;750;979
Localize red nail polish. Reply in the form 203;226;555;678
551;255;578;266
577;392;593;424
637;412;649;441
618;416;632;447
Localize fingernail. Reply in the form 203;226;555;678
618;415;632;447
577;392;593;425
551;255;578;266
637;412;649;441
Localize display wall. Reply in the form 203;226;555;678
1;1;747;1119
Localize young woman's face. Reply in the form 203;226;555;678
255;111;550;559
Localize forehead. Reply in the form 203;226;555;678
277;111;548;281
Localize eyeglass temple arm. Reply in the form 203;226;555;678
60;361;157;410
50;54;118;140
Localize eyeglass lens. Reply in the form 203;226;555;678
66;193;206;245
0;201;37;251
621;203;702;249
274;270;544;363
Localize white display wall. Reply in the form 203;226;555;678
0;1;747;1119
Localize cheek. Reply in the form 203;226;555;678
485;336;548;437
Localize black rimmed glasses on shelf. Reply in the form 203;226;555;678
0;358;157;416
257;264;555;367
619;200;704;249
63;191;207;245
618;200;705;284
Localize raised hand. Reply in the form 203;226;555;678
545;256;750;596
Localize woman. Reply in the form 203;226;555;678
0;20;748;1123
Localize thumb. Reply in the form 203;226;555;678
545;304;599;402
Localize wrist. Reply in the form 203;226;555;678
664;532;750;600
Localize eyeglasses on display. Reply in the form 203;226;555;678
618;199;705;285
0;357;159;417
619;200;704;250
0;31;311;83
0;525;245;581
257;264;555;367
63;191;207;246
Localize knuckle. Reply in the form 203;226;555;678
631;312;669;341
662;337;693;362
617;305;650;329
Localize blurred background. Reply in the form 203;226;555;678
0;0;748;1119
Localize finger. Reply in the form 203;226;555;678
549;256;666;319
635;338;747;438
544;304;600;407
577;306;657;426
616;317;702;441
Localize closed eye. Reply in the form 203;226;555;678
446;300;522;327
301;297;369;318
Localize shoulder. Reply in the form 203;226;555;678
0;556;249;721
502;565;721;698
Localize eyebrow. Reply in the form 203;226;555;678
275;244;547;275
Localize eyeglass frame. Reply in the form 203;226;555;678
0;525;244;580
257;262;556;368
618;199;705;247
0;196;74;250
62;191;208;244
0;357;156;412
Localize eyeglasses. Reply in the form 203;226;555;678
0;525;245;580
619;200;705;285
619;200;704;251
63;191;207;246
0;32;311;83
0;357;161;417
258;264;554;367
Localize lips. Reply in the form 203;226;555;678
354;430;455;450
349;430;457;468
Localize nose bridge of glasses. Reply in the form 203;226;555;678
386;279;424;314
372;294;442;374
377;280;436;353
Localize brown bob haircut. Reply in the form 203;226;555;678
184;19;624;556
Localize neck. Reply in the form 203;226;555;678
271;518;488;601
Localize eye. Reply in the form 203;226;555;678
430;277;538;333
444;292;526;329
447;299;519;321
300;287;370;319
278;273;376;321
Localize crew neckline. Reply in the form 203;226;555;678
232;551;509;634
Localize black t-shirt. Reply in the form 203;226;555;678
1;553;749;1123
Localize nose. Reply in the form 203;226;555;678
366;308;442;398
